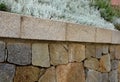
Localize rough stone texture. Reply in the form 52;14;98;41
38;67;56;82
0;11;20;38
96;28;112;43
115;45;120;59
109;70;118;82
111;60;119;70
101;73;109;82
102;45;109;54
99;54;111;72
56;63;85;82
96;44;103;58
49;43;68;65
21;16;66;41
118;62;120;73
7;43;31;65
68;43;85;62
112;30;120;44
66;23;96;42
0;63;15;82
109;45;115;59
0;41;5;62
32;43;50;67
14;66;40;82
85;44;96;58
86;70;102;82
84;58;99;71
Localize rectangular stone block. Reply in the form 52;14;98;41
21;16;66;41
86;43;96;58
32;43;50;67
68;43;85;62
96;28;112;43
112;30;120;44
66;23;96;42
0;11;20;38
49;43;68;65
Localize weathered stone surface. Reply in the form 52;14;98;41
85;44;96;58
109;70;118;82
21;16;66;41
96;28;112;43
0;11;20;38
0;41;5;62
109;45;115;59
7;43;31;65
96;44;103;58
99;54;111;72
0;63;15;82
84;58;99;71
112;30;120;44
38;67;56;82
32;43;50;67
118;62;120;73
115;45;120;59
111;60;119;70
102;45;109;54
101;73;109;82
86;70;102;82
68;43;85;62
66;23;96;42
56;63;85;82
14;66;40;82
49;43;68;65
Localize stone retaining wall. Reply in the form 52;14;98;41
1;11;120;82
0;39;119;82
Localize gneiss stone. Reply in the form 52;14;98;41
14;66;40;82
38;67;56;82
101;73;109;82
68;43;85;62
109;45;115;59
0;63;15;82
86;44;96;58
111;60;119;70
109;70;118;82
102;45;109;54
7;43;31;65
84;58;99;71
0;41;5;62
86;70;102;82
115;45;120;59
56;63;85;82
96;44;103;58
32;43;50;67
99;54;111;72
49;43;68;65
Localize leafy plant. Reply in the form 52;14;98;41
0;3;7;11
92;0;120;22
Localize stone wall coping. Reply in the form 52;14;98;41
0;11;120;44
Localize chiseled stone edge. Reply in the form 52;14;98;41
0;11;120;44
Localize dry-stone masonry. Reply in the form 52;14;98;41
0;40;120;82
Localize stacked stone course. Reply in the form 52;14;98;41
0;40;120;82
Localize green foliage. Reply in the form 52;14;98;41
92;0;119;22
0;3;7;11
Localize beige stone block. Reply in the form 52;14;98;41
32;43;50;67
96;28;112;43
0;11;20;38
99;54;111;72
115;45;120;59
38;67;56;82
68;43;85;62
84;58;99;71
14;66;40;82
112;30;120;44
21;16;66;41
66;23;96;42
49;43;68;65
56;63;85;82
